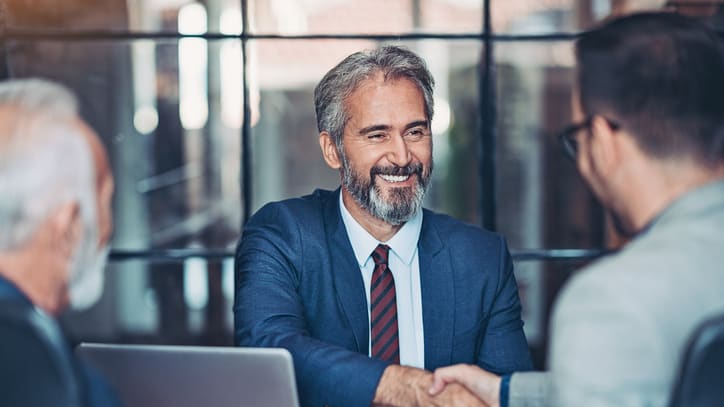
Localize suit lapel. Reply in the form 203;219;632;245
324;189;370;354
419;213;454;369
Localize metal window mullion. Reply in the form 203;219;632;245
479;0;496;231
107;248;608;263
241;0;252;225
0;30;588;42
0;1;8;80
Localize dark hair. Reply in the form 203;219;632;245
575;12;724;166
314;45;435;152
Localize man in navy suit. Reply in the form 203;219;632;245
0;79;117;406
234;45;532;407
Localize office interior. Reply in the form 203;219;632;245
3;0;720;370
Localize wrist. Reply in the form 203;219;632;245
372;365;401;406
372;365;430;407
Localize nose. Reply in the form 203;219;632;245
99;216;113;248
387;133;412;167
97;207;113;249
96;176;114;249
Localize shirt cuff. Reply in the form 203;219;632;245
499;373;512;407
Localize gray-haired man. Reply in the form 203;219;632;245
0;79;116;406
235;45;532;407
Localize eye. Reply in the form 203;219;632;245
367;133;386;140
405;128;427;140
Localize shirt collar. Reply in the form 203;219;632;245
339;191;423;267
642;178;724;236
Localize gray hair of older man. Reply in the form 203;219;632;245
313;45;435;154
0;79;97;253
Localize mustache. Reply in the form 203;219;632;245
370;162;424;178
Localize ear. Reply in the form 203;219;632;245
587;115;620;177
319;131;342;170
49;201;82;259
97;175;115;248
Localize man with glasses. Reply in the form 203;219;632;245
429;12;724;407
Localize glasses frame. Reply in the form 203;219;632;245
558;118;591;161
557;116;621;161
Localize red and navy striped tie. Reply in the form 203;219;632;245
370;244;400;364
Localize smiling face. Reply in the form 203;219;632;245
321;73;433;227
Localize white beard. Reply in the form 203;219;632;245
68;245;109;311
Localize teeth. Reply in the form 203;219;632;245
379;174;410;183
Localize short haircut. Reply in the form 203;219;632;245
575;12;724;166
314;45;435;152
0;79;96;250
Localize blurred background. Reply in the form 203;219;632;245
2;0;721;369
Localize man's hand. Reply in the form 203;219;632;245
428;364;502;407
372;364;486;406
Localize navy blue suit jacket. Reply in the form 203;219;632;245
0;276;120;407
234;189;532;407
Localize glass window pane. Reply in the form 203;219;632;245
249;0;484;35
511;258;590;368
249;39;483;226
249;0;414;35
4;0;243;33
493;0;670;34
420;0;483;33
495;40;606;253
424;39;483;225
62;259;235;345
249;39;375;211
511;259;546;353
6;39;243;251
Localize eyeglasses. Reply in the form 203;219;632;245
557;117;620;161
558;119;591;160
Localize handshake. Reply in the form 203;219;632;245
372;364;501;407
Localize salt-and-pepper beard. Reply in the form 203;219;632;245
341;151;432;226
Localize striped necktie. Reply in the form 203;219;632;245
370;244;400;364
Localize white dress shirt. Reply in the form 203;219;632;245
339;193;426;368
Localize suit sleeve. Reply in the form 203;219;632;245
477;238;533;374
547;270;665;407
233;205;388;407
508;371;552;407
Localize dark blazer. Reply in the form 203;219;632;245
0;276;120;407
234;189;532;407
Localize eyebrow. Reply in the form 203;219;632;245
357;120;429;136
357;124;390;135
405;120;429;131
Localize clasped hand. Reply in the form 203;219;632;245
372;364;499;407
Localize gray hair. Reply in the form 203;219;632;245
0;79;96;251
314;45;435;152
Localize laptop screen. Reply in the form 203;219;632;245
76;343;300;407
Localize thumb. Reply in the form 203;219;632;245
428;373;448;395
428;366;462;395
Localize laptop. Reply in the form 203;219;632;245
76;343;300;407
